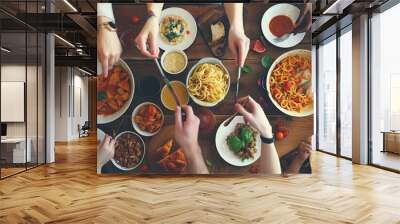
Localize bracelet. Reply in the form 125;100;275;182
261;134;274;144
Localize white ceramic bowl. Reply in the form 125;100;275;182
111;131;145;171
266;49;313;117
186;57;230;107
132;102;164;137
215;116;261;167
261;3;306;48
160;49;188;75
97;59;135;124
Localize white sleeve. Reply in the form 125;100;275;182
97;3;115;23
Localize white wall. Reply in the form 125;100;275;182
1;64;46;163
54;67;89;141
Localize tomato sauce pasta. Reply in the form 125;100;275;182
269;54;312;112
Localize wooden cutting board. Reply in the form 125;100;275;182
196;6;229;58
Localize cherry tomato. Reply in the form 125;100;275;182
275;131;285;141
131;15;140;24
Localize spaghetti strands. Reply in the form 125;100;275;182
187;63;229;104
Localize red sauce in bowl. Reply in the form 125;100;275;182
269;15;294;38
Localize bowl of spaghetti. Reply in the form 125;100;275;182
186;57;230;107
266;49;313;117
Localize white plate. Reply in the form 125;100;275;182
261;4;306;48
215;116;261;167
186;57;230;107
132;102;164;137
111;131;145;171
158;7;197;51
266;49;313;117
97;59;135;124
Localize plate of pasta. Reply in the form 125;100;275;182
186;57;230;107
266;49;313;117
158;7;197;51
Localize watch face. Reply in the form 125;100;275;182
108;21;116;29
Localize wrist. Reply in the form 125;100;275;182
230;21;245;33
185;143;202;159
260;125;273;139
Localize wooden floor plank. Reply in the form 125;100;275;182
0;135;400;223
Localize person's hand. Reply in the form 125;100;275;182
295;136;312;161
174;105;201;156
97;135;115;169
97;17;122;77
235;96;273;138
174;105;209;174
228;26;250;67
134;17;160;58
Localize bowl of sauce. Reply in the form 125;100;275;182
260;3;306;48
161;49;188;75
160;81;190;111
269;15;294;38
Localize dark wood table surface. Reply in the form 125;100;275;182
98;3;313;174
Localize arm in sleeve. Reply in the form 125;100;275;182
97;3;115;23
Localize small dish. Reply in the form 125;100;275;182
132;102;164;137
160;49;188;75
111;131;145;171
160;81;189;111
261;3;306;48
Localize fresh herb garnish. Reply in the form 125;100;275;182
261;55;273;69
241;64;252;74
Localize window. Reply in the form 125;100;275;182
317;36;337;154
370;2;400;171
339;28;352;158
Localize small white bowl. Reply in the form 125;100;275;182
160;49;188;75
186;57;230;107
111;131;145;171
132;102;164;137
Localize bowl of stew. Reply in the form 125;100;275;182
97;59;135;124
132;102;164;137
112;131;145;171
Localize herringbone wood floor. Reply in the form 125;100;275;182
1;135;400;224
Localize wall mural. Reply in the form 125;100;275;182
97;2;313;175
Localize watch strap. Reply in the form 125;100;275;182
261;134;274;144
97;21;117;32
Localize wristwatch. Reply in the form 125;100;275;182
97;21;117;32
261;134;275;144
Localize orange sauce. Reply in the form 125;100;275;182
161;81;189;111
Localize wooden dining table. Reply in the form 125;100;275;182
98;3;314;174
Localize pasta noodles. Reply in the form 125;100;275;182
269;54;313;112
187;63;229;104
